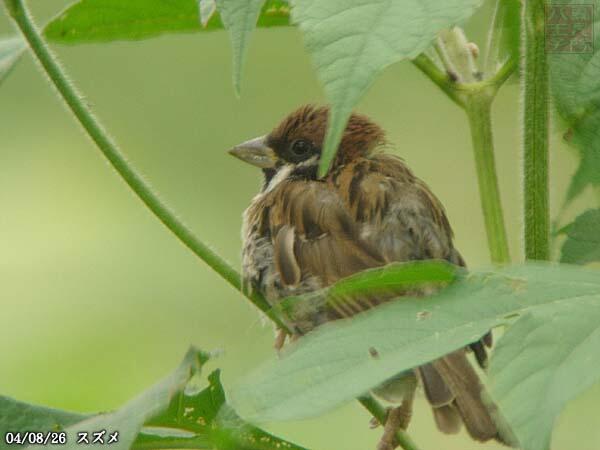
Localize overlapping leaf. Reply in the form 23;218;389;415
26;347;208;450
1;347;305;450
560;209;600;264
549;0;600;201
231;263;600;450
490;296;600;450
44;0;290;43
216;0;265;94
0;397;88;435
290;0;484;175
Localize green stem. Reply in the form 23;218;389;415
412;53;465;107
464;93;511;264
2;0;280;324
4;2;420;449
414;45;512;264
522;0;550;260
358;395;422;450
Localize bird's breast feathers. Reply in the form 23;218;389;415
241;154;457;310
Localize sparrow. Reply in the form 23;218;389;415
229;105;511;450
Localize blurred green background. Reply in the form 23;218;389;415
1;1;599;449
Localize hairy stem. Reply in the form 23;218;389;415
414;43;513;264
465;93;510;264
4;1;420;449
522;0;550;260
465;93;511;264
2;0;280;322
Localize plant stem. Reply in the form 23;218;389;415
522;0;550;260
414;45;512;264
412;53;465;107
359;395;423;450
464;93;511;264
3;0;280;323
4;2;420;449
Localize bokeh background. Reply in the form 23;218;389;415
1;1;599;449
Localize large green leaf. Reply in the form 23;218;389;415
559;209;600;264
44;0;290;44
231;263;600;450
215;0;265;95
0;36;25;86
549;0;600;201
26;347;209;450
1;348;306;450
142;370;308;450
490;298;600;450
0;397;88;436
289;0;484;176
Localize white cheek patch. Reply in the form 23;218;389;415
265;165;294;193
298;155;319;167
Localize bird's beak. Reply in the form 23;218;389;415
228;135;277;169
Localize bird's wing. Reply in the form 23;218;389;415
332;154;493;365
331;154;460;264
265;180;385;288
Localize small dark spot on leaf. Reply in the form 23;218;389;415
369;347;379;359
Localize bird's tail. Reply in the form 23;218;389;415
417;351;515;446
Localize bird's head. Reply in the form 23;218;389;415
228;105;385;185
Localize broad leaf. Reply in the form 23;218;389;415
549;0;600;201
277;261;458;330
142;370;308;450
490;299;600;450
0;36;25;86
215;0;265;95
560;209;600;264
44;0;291;44
289;0;484;176
28;347;209;450
231;263;600;450
2;348;306;450
0;397;88;433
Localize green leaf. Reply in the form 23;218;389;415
483;0;521;75
490;295;600;450
549;0;600;201
289;0;484;176
215;0;265;95
26;347;209;450
231;263;600;450
277;261;458;329
560;209;600;264
0;397;88;434
44;0;291;44
0;36;26;86
142;370;308;450
2;348;306;450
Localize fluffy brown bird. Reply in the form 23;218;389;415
229;105;510;450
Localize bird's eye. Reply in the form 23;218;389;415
290;139;312;156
